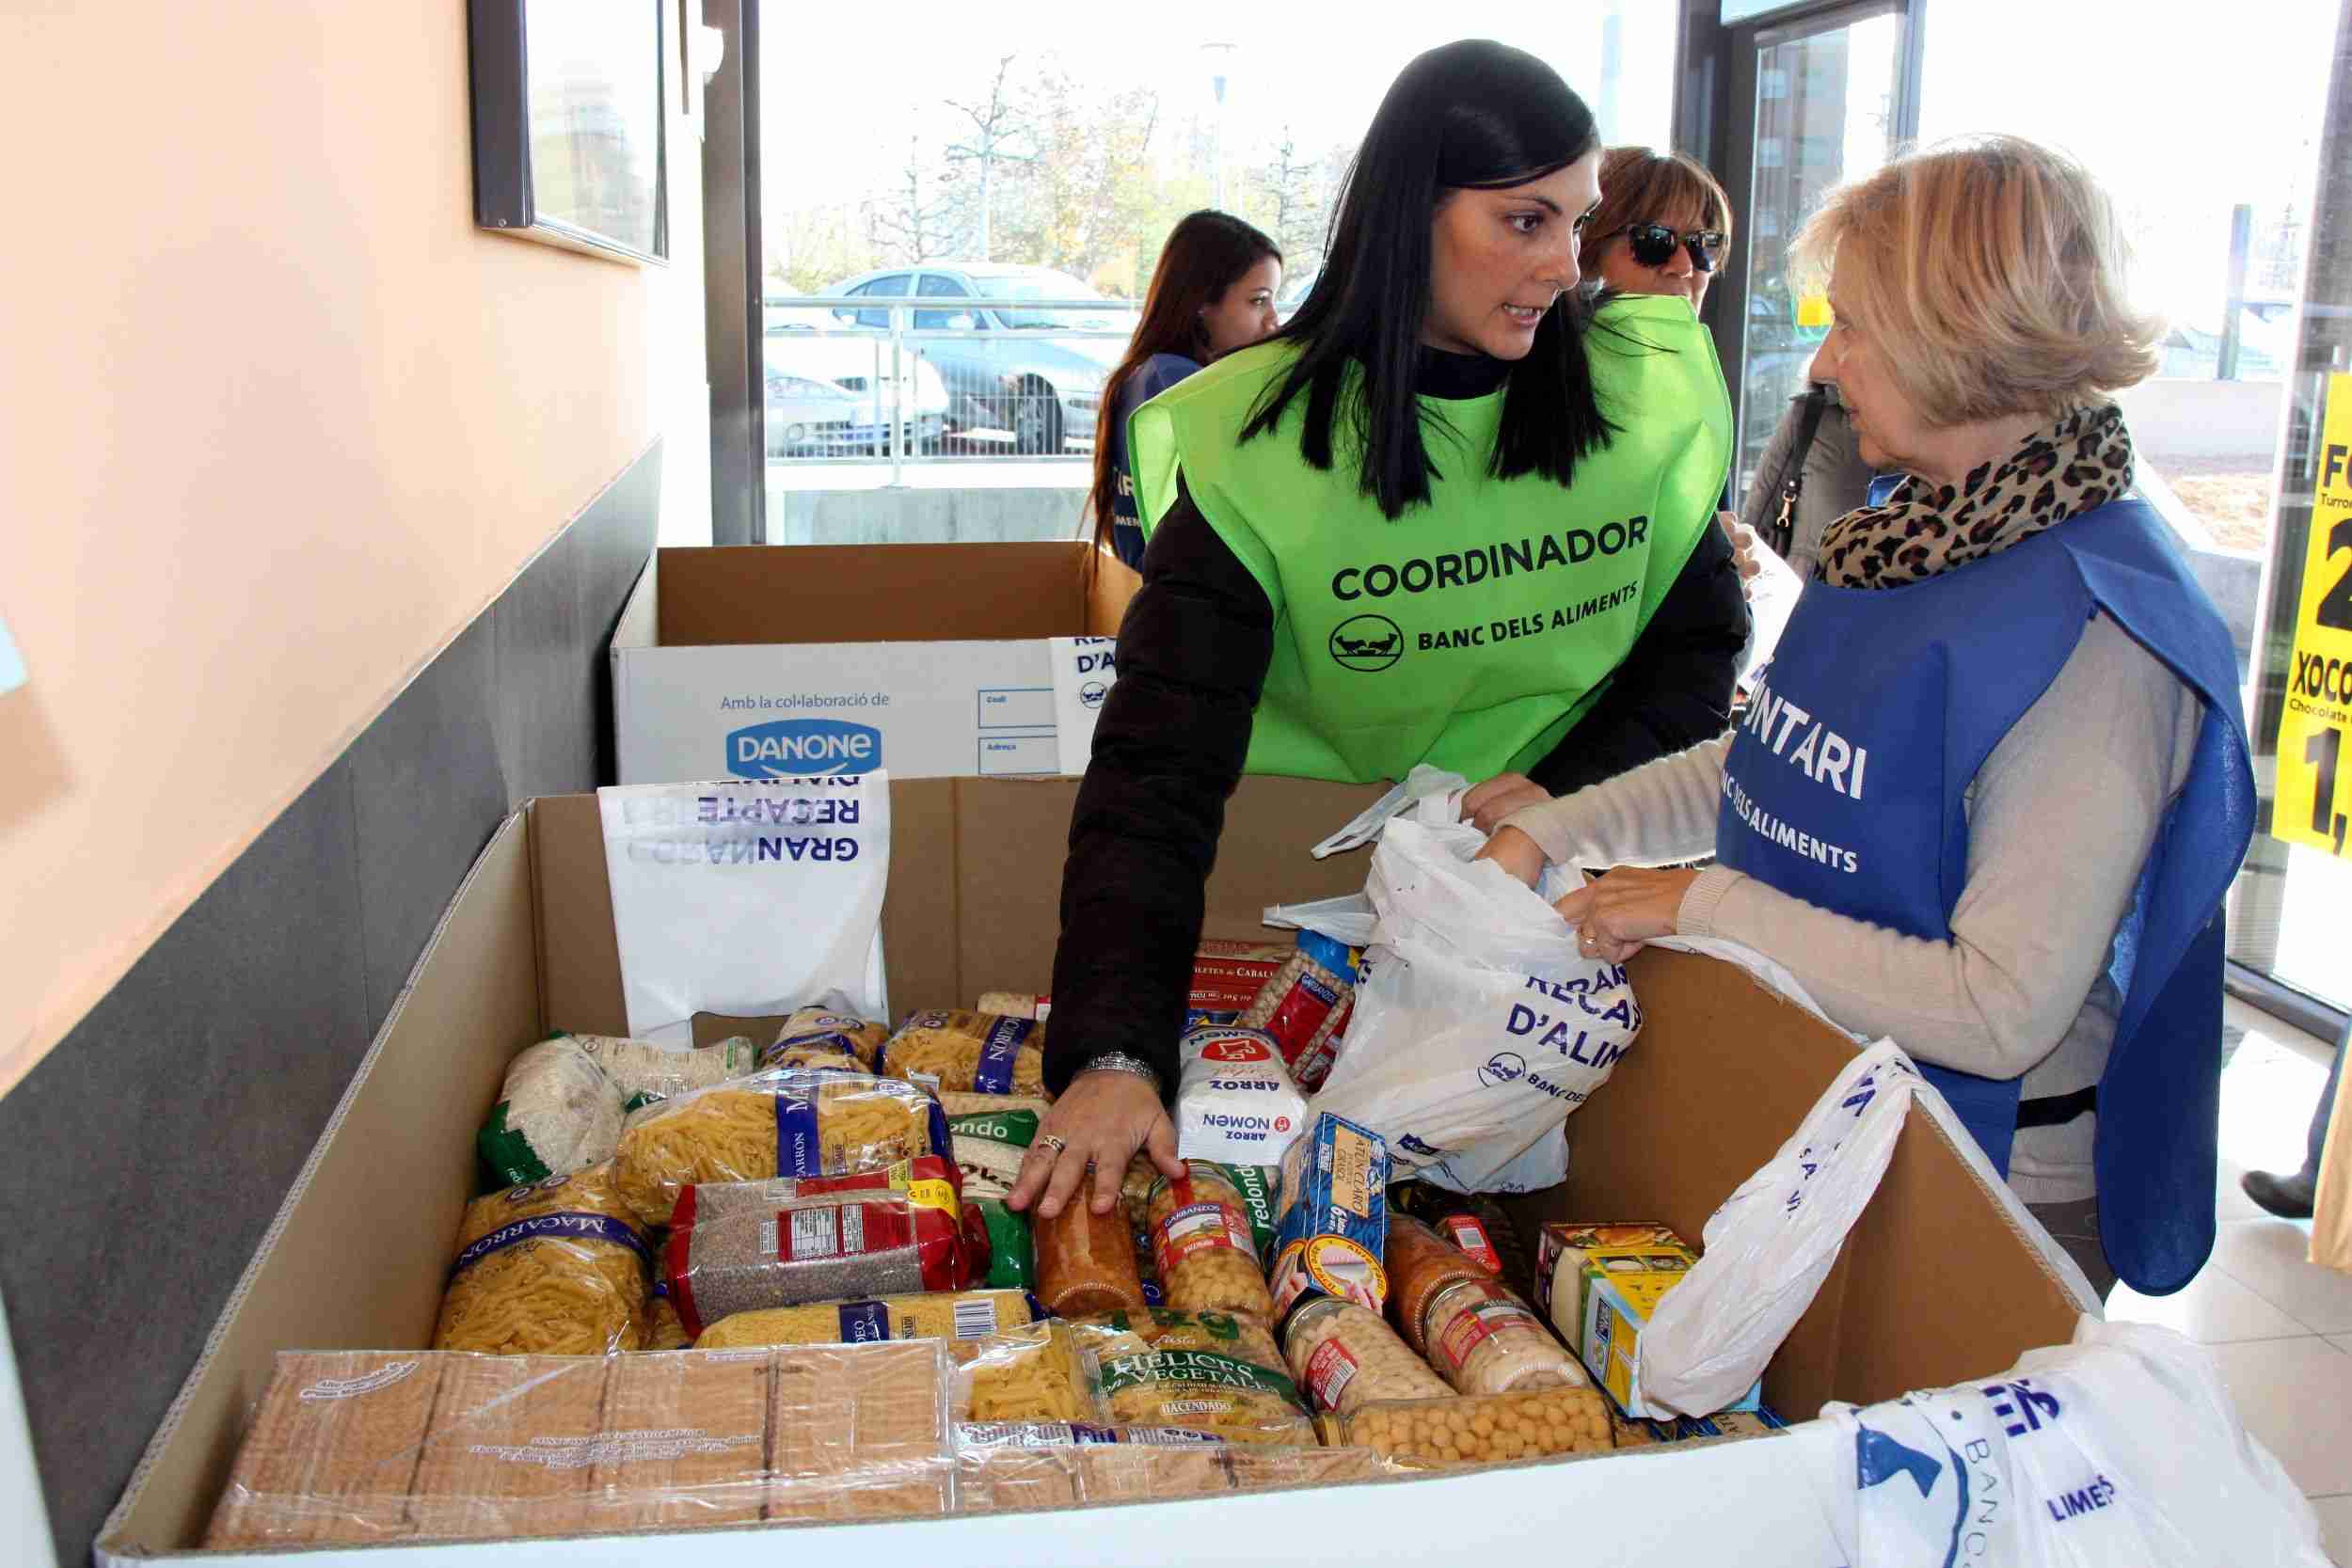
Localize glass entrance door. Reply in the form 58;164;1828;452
1733;6;1908;503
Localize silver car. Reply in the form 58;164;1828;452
820;264;1128;455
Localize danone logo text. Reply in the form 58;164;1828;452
727;719;882;778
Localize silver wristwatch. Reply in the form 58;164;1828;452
1079;1053;1165;1094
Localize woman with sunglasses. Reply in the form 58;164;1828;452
1579;148;1732;314
1482;136;2253;1298
1007;40;1748;1224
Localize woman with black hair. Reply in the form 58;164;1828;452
1009;40;1748;1219
1094;212;1282;569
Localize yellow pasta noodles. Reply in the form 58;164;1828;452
611;1069;948;1227
876;1011;1048;1098
952;1323;1103;1424
432;1164;651;1356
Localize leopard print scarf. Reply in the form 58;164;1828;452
1814;403;2136;589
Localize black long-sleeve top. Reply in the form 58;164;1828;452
1043;348;1749;1095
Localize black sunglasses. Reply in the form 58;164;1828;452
1616;223;1725;274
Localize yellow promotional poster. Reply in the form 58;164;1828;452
2273;372;2352;858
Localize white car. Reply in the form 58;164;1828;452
763;333;951;455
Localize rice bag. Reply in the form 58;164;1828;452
476;1037;627;1189
1172;1024;1306;1166
561;1032;763;1111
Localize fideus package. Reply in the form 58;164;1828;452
597;775;890;1040
1172;1024;1307;1165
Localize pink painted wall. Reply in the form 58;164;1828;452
0;3;707;1094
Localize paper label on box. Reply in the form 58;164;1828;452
1050;635;1120;774
598;777;890;1038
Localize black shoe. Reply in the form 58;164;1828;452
2241;1169;2317;1219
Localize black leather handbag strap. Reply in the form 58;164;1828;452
1764;386;1830;560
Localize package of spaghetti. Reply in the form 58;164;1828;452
562;1031;763;1111
767;1340;958;1524
698;1289;1031;1349
876;1009;1048;1098
662;1175;985;1338
951;1321;1105;1423
475;1036;627;1189
1268;1113;1389;1322
762;1006;888;1071
1062;1307;1284;1376
952;1422;1230;1513
586;1350;773;1532
611;1068;949;1227
204;1352;443;1547
1315;1385;1613;1469
407;1354;611;1540
946;1104;1041;1198
1146;1162;1275;1317
1235;930;1359;1091
434;1164;652;1355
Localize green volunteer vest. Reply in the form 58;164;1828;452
1129;293;1733;784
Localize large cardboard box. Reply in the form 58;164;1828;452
99;777;2090;1567
612;544;1136;784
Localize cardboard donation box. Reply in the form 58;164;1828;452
612;544;1136;784
102;777;2095;1568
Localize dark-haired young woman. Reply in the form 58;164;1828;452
1009;40;1749;1219
1094;212;1282;569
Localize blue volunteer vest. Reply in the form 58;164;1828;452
1715;497;2253;1295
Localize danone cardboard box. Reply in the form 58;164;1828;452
100;777;2090;1568
612;544;1137;784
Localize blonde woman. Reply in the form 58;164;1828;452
1483;135;2253;1299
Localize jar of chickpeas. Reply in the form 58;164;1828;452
1281;1298;1452;1415
1322;1386;1614;1468
1420;1277;1591;1397
1145;1163;1275;1317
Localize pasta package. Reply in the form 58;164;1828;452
1035;1193;1151;1317
611;1068;949;1227
1317;1386;1614;1469
1421;1277;1589;1398
1281;1298;1452;1415
1090;1342;1315;1446
1147;1163;1275;1317
763;1006;888;1071
434;1164;651;1355
664;1175;986;1338
1268;1113;1389;1322
475;1036;627;1190
205;1353;443;1547
698;1290;1031;1349
953;1322;1104;1424
564;1032;763;1111
876;1009;1048;1098
1063;1307;1283;1374
644;1291;693;1351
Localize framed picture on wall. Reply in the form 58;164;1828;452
469;0;669;265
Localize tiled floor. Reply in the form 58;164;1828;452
2103;997;2351;1561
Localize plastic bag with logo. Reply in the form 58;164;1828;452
1822;1318;2328;1567
1310;816;1639;1193
1637;1041;1916;1418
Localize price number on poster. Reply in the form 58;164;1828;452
2275;372;2352;859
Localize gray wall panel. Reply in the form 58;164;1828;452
4;439;661;1567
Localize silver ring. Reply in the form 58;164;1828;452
1037;1133;1070;1159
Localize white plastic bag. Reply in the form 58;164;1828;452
1639;1040;1917;1417
1311;817;1641;1194
598;776;890;1042
1309;764;1469;858
1823;1318;2328;1566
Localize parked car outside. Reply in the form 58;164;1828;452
818;264;1130;454
762;332;949;455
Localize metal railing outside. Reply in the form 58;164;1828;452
760;293;1144;483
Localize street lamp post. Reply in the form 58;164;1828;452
1202;41;1235;212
